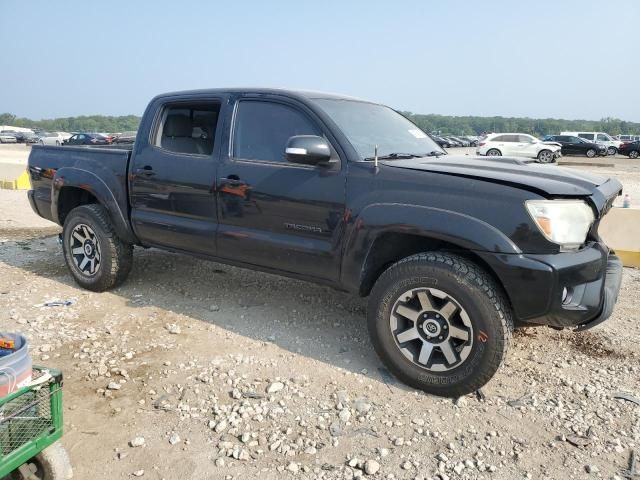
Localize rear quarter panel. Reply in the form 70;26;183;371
28;145;135;241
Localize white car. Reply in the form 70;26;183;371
476;133;561;163
38;132;71;146
0;132;18;143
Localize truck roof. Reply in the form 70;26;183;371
152;88;378;105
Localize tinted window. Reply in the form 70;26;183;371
233;101;321;162
154;103;219;155
579;133;594;141
596;134;608;141
492;135;508;142
517;134;534;143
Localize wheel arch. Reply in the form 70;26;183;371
52;167;137;244
341;203;520;300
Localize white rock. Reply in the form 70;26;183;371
168;433;180;445
132;470;144;477
107;382;121;390
267;382;284;393
215;458;225;467
165;323;181;334
129;437;145;448
287;462;299;473
364;459;380;475
339;409;352;422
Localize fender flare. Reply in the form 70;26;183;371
52;166;137;244
340;203;520;293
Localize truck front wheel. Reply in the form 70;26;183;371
367;252;513;397
62;204;133;292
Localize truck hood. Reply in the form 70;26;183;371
383;155;622;213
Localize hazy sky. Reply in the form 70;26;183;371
1;0;639;121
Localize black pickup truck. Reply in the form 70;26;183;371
27;88;623;397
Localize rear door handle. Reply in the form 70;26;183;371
222;175;245;187
135;166;156;177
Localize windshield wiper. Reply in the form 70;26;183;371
363;152;426;161
425;150;446;157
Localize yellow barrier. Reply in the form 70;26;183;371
0;170;30;190
599;208;640;268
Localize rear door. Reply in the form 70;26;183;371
561;136;580;155
215;96;346;282
129;96;225;256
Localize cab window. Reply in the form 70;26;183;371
233;100;321;162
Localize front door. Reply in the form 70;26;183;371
216;97;346;282
130;98;224;256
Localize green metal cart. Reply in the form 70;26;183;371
0;367;72;479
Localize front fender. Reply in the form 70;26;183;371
340;203;520;293
52;167;136;243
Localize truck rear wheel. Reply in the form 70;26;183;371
62;204;133;292
367;252;513;397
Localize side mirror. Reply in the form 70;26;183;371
285;135;332;166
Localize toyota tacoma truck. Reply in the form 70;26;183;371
27;88;623;397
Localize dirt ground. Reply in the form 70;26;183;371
1;160;639;480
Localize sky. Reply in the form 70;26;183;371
1;0;639;121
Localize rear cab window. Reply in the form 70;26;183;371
153;102;221;156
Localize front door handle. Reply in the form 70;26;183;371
135;166;156;177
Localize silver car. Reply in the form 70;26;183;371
0;132;18;143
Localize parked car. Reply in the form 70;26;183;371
112;131;137;145
615;134;637;143
0;132;17;143
442;136;462;147
38;132;69;146
618;141;640;159
430;135;451;148
476;133;561;163
561;131;622;155
0;130;26;143
22;131;40;144
542;135;607;158
28;88;623;398
63;133;109;146
461;136;479;147
449;136;470;147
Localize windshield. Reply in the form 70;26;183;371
313;99;443;160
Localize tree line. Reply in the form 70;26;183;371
1;111;639;137
0;113;140;133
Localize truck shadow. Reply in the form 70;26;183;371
2;234;415;393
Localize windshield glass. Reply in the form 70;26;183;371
313;99;443;160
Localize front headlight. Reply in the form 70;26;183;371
525;200;595;250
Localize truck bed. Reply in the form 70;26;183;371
28;144;132;226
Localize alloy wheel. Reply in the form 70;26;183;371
538;150;553;163
389;288;474;372
68;223;102;277
630;150;639;159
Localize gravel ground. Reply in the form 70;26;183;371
1;168;639;479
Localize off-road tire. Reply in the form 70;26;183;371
62;204;133;292
367;252;513;397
